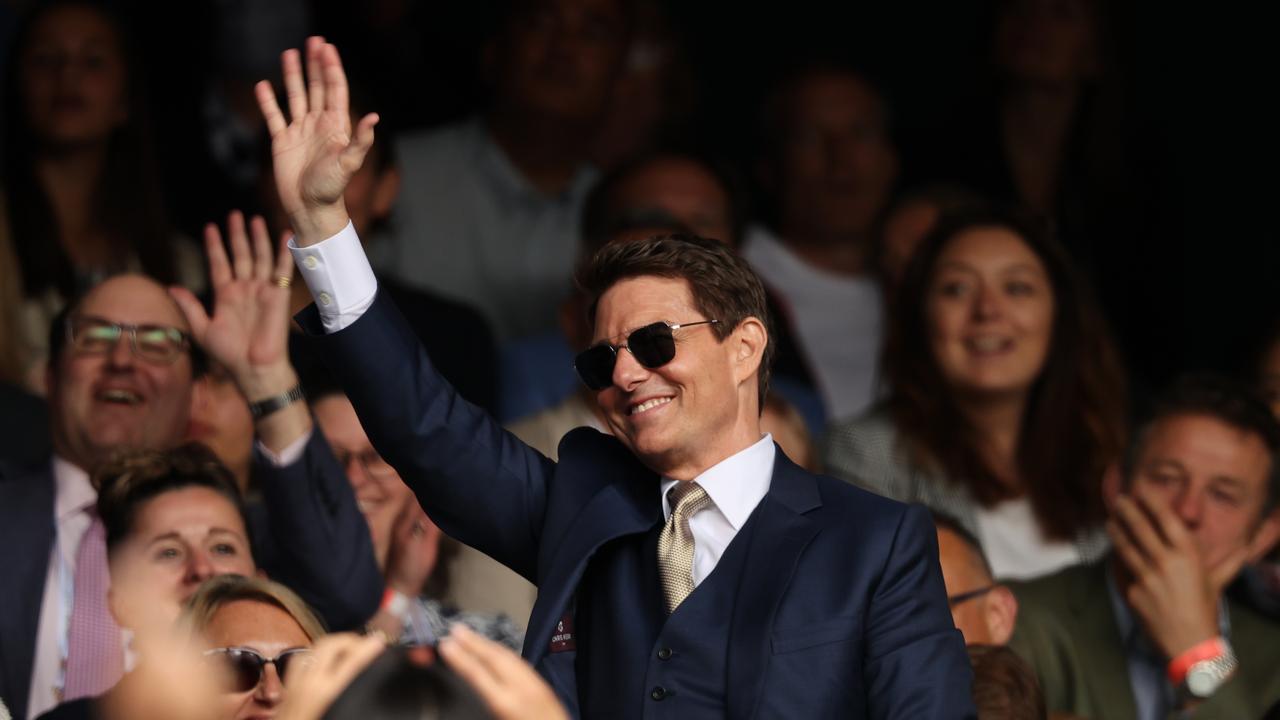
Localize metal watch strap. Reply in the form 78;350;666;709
1184;641;1238;699
249;384;305;419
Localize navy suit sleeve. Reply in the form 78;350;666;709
297;292;554;583
864;504;976;719
251;431;382;631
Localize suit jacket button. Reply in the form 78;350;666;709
657;647;672;660
650;686;667;701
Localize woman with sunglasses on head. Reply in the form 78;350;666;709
822;206;1128;581
35;443;261;720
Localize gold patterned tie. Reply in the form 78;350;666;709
657;481;713;613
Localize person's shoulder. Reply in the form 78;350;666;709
1009;561;1102;611
822;406;913;491
1229;596;1280;660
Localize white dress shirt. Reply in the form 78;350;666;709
27;457;95;720
659;434;776;586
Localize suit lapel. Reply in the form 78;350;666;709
1068;563;1138;720
726;451;823;720
525;467;661;667
0;468;56;720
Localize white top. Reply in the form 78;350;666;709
659;434;776;587
741;224;883;422
27;457;94;720
973;498;1084;581
293;225;780;587
369;119;597;341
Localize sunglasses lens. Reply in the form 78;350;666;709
224;652;262;692
574;345;616;391
276;650;310;685
627;323;676;369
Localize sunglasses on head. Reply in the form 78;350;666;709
203;646;312;692
574;319;720;391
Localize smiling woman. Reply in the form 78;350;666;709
823;207;1128;580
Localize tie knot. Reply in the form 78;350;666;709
667;482;711;518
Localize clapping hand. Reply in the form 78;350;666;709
255;36;378;245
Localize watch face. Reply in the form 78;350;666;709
1187;667;1219;697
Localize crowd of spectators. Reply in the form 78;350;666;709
0;0;1277;719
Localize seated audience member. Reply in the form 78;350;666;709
310;385;525;648
744;63;899;422
35;444;258;720
876;183;986;291
934;512;1018;646
258;108;499;414
968;645;1047;720
368;0;630;342
824;207;1128;579
1;0;204;392
182;575;326;720
276;626;568;720
0;217;379;720
1009;376;1280;720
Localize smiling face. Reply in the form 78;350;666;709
925;227;1055;399
20;3;130;148
591;275;762;479
1127;413;1276;572
108;486;255;629
49;274;195;472
313;394;414;570
202;599;312;720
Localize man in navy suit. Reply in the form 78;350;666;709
0;218;380;720
253;38;974;717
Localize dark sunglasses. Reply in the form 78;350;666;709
203;646;312;692
947;585;996;608
574;319;720;391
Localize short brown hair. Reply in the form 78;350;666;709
181;574;327;643
967;644;1046;720
576;233;775;409
96;443;250;553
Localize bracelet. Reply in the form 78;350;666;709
1167;636;1226;686
248;384;305;420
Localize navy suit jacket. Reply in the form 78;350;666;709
0;432;381;720
302;291;973;718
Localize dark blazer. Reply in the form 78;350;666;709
1009;561;1280;720
0;432;381;720
301;291;974;718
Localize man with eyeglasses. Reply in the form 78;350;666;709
251;39;973;718
0;221;381;720
932;512;1019;646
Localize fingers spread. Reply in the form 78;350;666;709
340;113;380;175
274;231;296;284
203;223;232;287
306;36;327;116
168;287;210;344
250;215;273;282
322;42;351;122
227;211;253;280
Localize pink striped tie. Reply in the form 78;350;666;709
62;512;123;700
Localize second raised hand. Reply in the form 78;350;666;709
255;36;379;245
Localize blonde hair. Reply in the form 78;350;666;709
181;575;327;643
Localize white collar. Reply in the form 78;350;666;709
660;434;776;530
52;455;96;521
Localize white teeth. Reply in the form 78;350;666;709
100;389;141;404
629;397;672;415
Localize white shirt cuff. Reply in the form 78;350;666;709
289;221;378;333
255;431;312;467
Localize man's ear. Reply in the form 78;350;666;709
984;585;1019;646
371;166;401;223
730;317;767;384
1248;507;1280;563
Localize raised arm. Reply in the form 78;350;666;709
255;36;378;246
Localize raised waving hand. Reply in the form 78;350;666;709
255;36;378;244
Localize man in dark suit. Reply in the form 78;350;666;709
251;38;974;717
0;218;380;720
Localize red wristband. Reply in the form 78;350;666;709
380;587;410;620
1167;636;1226;686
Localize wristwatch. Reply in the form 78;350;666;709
249;384;305;419
1184;641;1238;698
